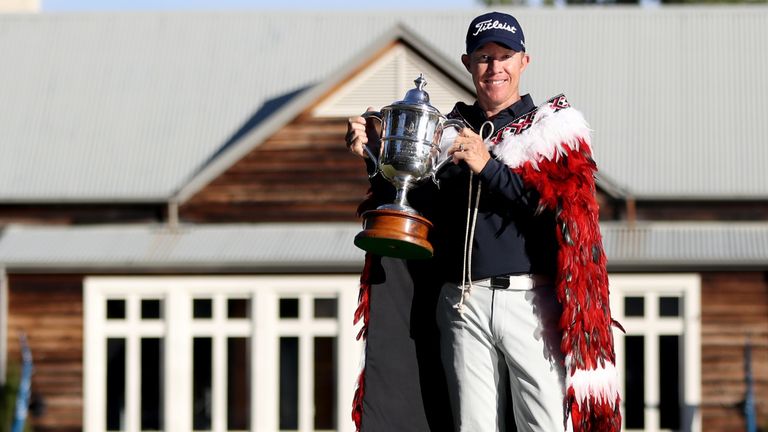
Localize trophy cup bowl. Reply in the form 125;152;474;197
353;74;463;259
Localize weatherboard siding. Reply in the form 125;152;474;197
700;271;768;431
0;203;165;225
180;116;370;223
6;274;84;432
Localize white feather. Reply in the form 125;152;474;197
492;105;593;170
565;354;620;409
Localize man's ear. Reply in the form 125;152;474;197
520;53;531;73
461;54;470;72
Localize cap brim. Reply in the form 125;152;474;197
467;35;524;54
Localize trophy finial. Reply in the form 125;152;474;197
403;73;430;104
414;74;427;91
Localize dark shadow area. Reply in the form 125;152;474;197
202;84;313;167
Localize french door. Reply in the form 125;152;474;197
610;274;702;432
84;276;361;432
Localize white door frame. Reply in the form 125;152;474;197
609;273;702;432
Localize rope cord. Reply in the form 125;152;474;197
453;121;494;314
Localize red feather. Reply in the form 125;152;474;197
351;253;373;430
515;141;622;431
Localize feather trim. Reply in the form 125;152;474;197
351;252;373;431
492;99;592;170
565;354;619;409
496;96;621;431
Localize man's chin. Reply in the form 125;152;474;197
479;95;510;107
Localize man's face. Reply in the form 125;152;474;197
462;42;530;116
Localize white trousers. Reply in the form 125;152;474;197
436;276;573;432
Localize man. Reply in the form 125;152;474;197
347;12;622;432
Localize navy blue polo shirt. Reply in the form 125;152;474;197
430;95;558;282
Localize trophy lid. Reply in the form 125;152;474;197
391;74;440;113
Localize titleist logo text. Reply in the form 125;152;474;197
472;19;517;36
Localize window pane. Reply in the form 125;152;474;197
280;298;299;319
141;338;164;430
314;298;338;319
314;337;337;429
659;335;681;429
106;338;126;431
659;297;681;317
227;337;251;430
193;338;212;430
280;337;299;430
193;298;213;319
624;297;644;317
228;298;250;319
141;299;163;320
107;299;126;320
624;335;645;429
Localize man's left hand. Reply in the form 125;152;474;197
449;128;491;174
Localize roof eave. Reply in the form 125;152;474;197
0;262;364;274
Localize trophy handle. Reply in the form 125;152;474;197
360;111;383;176
432;119;466;182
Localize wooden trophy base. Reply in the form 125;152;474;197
354;208;434;259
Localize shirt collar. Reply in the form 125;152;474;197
455;94;536;136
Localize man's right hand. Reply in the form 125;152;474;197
345;106;379;158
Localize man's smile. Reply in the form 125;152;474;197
483;78;508;86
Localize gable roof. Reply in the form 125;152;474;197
1;8;767;203
172;23;474;204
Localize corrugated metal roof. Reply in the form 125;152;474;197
1;8;767;201
1;222;767;272
0;223;366;272
602;221;768;269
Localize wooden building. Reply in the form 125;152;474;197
0;7;766;432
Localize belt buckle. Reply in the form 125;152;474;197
489;276;510;289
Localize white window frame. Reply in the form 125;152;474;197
84;275;362;432
609;274;702;432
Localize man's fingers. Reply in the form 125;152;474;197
347;132;367;146
348;138;367;157
460;127;478;137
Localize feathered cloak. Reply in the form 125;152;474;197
491;94;622;431
353;95;622;432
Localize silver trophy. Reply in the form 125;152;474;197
354;74;463;259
